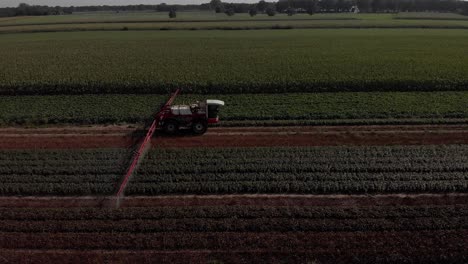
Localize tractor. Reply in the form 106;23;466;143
115;90;224;202
159;99;225;135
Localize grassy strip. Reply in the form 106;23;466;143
0;92;467;126
0;29;467;95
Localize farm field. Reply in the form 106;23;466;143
2;12;468;33
1;10;468;263
0;196;467;263
0;128;467;262
1;29;467;95
1;144;467;196
0;12;369;26
2;12;467;27
1;92;467;126
1;123;468;263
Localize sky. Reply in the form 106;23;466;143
0;0;270;8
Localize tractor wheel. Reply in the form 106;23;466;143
192;121;207;135
163;120;179;134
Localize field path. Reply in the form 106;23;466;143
0;124;467;149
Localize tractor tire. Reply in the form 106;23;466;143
192;121;208;135
163;120;179;134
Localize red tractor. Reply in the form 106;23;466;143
159;99;225;135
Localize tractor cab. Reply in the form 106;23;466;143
206;99;225;124
162;99;225;135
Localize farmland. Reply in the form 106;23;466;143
1;10;468;264
0;196;466;263
0;30;467;95
0;145;467;196
2;12;468;33
0;130;467;262
1;92;467;126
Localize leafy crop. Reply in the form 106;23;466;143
0;92;467;126
0;145;466;195
0;205;466;263
0;30;467;95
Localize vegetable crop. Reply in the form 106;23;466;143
0;145;466;196
0;92;467;126
0;30;467;95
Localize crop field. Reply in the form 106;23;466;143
0;201;467;263
0;133;467;262
0;145;467;196
1;92;467;126
2;12;468;33
0;30;467;96
1;10;468;264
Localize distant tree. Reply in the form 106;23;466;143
336;0;345;12
286;7;297;16
225;8;235;16
157;3;168;12
210;0;224;12
320;0;337;12
306;0;318;15
266;7;276;16
169;9;176;18
16;3;29;16
249;8;258;16
257;0;268;12
371;0;383;12
461;1;468;15
356;0;371;12
215;5;224;13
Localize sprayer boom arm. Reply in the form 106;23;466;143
116;89;180;198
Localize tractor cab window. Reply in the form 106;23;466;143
208;105;220;119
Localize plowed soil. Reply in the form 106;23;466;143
1;124;467;149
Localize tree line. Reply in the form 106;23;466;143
0;0;467;18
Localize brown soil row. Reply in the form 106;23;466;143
0;248;465;264
1;124;467;149
0;194;466;208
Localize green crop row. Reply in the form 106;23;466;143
0;145;466;195
2;205;466;220
0;29;467;95
0;92;467;126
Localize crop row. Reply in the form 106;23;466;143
1;205;466;221
1;230;466;251
0;145;466;195
3;172;466;184
2;181;467;196
1;92;467;126
3;145;465;159
2;216;467;233
1;232;465;264
0;30;467;95
133;172;468;183
1;161;466;175
126;181;468;195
